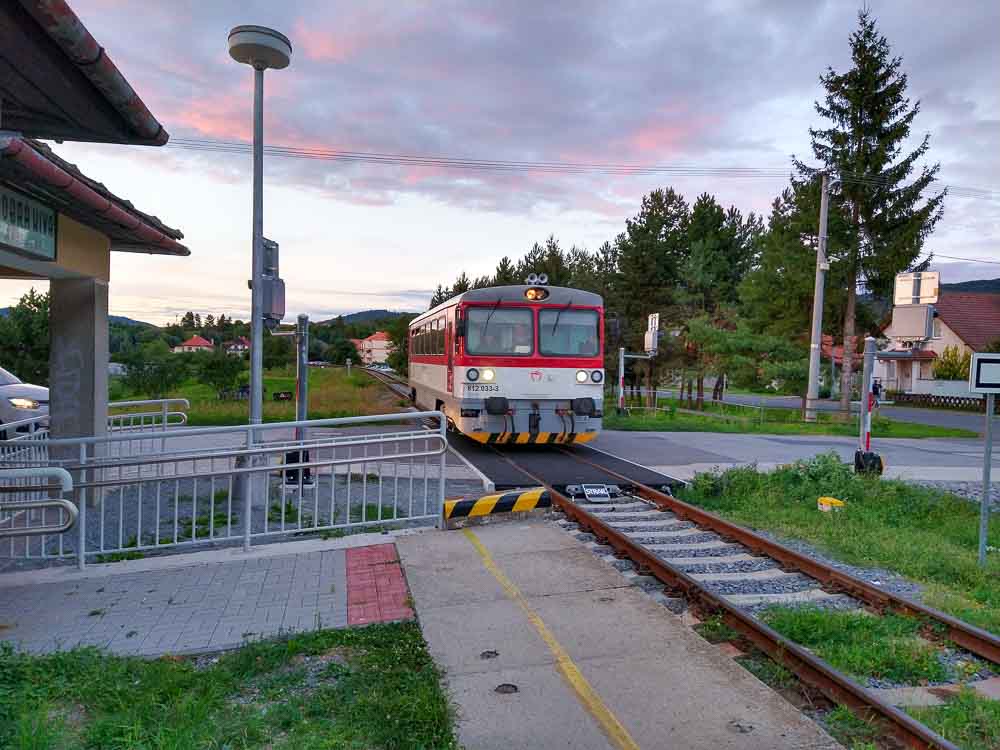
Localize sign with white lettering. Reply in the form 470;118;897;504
0;185;56;260
581;484;612;502
970;353;1000;395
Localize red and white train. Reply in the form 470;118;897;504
408;279;604;444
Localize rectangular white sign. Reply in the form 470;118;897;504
969;353;1000;394
894;271;939;306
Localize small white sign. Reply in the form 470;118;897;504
969;353;1000;394
581;484;612;502
647;312;660;332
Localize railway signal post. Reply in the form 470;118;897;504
854;336;883;475
969;352;1000;566
617;314;659;414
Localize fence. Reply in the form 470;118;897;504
0;467;76;548
888;392;1000;413
0;411;448;569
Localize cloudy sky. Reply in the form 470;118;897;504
3;0;998;323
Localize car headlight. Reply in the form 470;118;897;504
591;370;603;383
466;368;479;382
8;397;40;410
576;370;589;383
481;368;496;382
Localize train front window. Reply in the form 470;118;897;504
539;309;599;356
465;307;533;355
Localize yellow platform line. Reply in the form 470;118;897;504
462;528;641;750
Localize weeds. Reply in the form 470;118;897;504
680;454;1000;632
909;688;1000;750
761;606;947;684
823;705;880;749
0;625;457;749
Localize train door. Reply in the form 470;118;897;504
446;318;455;395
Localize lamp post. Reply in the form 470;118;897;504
228;25;292;424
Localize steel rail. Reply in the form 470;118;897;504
561;448;1000;666
488;447;961;750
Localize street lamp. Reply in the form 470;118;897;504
228;25;292;424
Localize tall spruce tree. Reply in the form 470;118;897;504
798;10;944;411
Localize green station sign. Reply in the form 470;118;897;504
0;185;56;261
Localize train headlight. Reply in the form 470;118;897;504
466;368;480;382
524;287;549;301
576;370;589;383
481;368;496;382
591;370;603;383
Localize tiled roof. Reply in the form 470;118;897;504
180;335;213;348
934;293;1000;351
365;331;390;342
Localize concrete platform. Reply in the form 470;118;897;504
397;521;838;749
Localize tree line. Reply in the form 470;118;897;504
421;11;944;414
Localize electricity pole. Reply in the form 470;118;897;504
805;172;831;422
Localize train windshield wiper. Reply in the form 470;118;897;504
551;298;573;336
481;297;503;341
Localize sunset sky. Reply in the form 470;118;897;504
2;0;998;324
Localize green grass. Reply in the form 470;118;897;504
116;367;405;427
0;623;457;750
761;606;947;684
734;654;797;691
679;454;1000;632
604;402;977;438
693;614;738;643
909;688;1000;750
822;705;880;750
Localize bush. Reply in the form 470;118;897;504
933;345;971;380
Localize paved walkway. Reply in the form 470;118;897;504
0;534;414;656
398;521;838;750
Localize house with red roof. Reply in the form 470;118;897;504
359;331;392;365
224;336;251;356
173;335;214;354
876;291;1000;394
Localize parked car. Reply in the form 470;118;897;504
0;366;49;436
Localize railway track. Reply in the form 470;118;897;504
488;444;999;750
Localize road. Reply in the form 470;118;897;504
721;393;997;441
591;429;1000;482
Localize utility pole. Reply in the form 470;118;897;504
805;172;831;422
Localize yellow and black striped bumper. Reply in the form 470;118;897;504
443;487;551;520
465;430;598;445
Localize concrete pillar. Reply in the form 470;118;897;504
49;278;109;441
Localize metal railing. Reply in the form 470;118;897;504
0;399;189;468
0;467;76;546
107;398;190;432
0;411;448;568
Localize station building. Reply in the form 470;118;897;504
0;0;189;440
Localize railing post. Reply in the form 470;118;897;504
77;443;87;570
437;410;447;529
243;426;253;552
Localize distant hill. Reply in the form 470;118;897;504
318;309;414;325
110;315;156;328
1;307;155;327
941;278;1000;294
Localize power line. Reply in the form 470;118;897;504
928;252;1000;265
164;136;1000;200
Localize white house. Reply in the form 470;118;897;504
876;292;1000;395
359;331;392;365
224;336;251;356
172;334;214;354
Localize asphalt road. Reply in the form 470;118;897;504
721;393;997;440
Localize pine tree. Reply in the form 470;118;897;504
492;256;518;285
451;273;471;295
798;9;944;411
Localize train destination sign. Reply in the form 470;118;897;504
0;185;56;261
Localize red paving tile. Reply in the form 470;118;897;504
346;544;414;626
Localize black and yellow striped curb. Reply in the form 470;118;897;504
466;431;598;445
443;487;551;520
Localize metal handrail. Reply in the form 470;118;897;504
4;410;446;448
108;398;191;410
0;467;77;538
